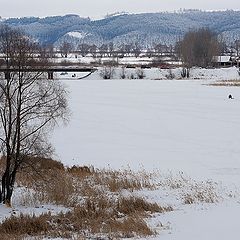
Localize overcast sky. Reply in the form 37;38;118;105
1;0;240;19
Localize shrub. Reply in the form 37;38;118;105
0;213;51;235
136;68;145;79
165;69;175;79
0;195;161;239
100;67;115;79
120;67;126;79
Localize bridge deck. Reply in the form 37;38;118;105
0;67;97;72
0;67;97;79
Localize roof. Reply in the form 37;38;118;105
213;56;231;63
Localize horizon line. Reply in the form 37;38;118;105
1;8;240;21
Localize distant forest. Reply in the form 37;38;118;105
1;10;240;48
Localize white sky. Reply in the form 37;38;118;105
1;0;240;19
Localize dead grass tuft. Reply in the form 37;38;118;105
0;194;160;239
208;79;240;87
90;168;156;192
156;172;220;205
0;213;51;235
182;181;219;204
117;196;172;215
67;165;94;178
0;158;167;239
105;216;154;238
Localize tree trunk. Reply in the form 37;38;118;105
5;182;13;207
1;171;8;204
1;157;16;206
1;169;16;206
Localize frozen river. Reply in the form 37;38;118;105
52;79;240;184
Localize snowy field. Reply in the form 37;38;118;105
52;74;240;185
1;67;240;239
50;69;240;239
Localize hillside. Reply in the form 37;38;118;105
2;10;240;47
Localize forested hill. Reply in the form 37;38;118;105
2;10;240;47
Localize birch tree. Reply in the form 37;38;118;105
0;26;69;206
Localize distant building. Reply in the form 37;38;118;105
213;56;232;67
212;56;240;67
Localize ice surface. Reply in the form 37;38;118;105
51;75;240;184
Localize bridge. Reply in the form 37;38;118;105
0;67;97;80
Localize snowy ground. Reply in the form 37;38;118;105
52;72;240;185
1;67;240;239
50;68;240;239
151;201;240;240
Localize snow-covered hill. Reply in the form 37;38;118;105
2;10;240;46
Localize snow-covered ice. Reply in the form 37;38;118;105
49;68;240;239
52;75;240;185
151;201;240;240
1;67;240;239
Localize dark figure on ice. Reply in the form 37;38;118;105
228;94;234;99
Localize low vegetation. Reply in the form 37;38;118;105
0;198;159;239
0;157;171;239
208;79;240;87
157;172;220;204
0;157;223;239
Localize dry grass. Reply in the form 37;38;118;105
14;157;76;206
117;196;172;215
208;79;240;87
157;172;220;205
0;194;166;239
67;166;156;193
61;195;160;238
0;157;220;239
92;168;156;192
182;181;219;204
0;158;167;239
0;213;51;235
158;172;189;189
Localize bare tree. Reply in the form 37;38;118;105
0;26;69;206
107;42;114;57
99;44;108;58
176;28;221;69
120;66;126;79
78;43;90;57
132;41;141;58
38;43;55;60
44;44;55;58
89;44;97;58
100;67;115;79
59;41;73;58
117;44;126;58
124;44;133;56
154;43;168;56
234;39;240;56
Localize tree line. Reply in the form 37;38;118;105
56;28;239;69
